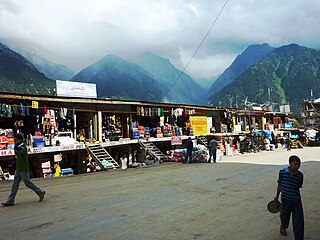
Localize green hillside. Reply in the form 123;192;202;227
0;43;55;95
130;52;206;105
208;44;320;113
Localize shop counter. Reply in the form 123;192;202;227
100;136;196;148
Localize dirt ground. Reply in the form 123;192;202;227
1;147;319;240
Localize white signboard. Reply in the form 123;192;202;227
0;144;86;157
56;80;97;98
234;124;242;132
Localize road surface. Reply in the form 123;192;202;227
1;147;319;240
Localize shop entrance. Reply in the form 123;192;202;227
76;112;96;141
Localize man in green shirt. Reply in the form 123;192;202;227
2;134;46;206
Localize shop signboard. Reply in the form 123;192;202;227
189;116;207;136
32;101;39;109
234;124;242;132
171;136;182;145
0;150;14;156
98;105;131;113
27;144;86;154
56;80;97;98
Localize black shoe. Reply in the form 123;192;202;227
1;202;14;206
39;191;46;202
280;226;287;236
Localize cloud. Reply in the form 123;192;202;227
0;0;320;79
0;0;20;15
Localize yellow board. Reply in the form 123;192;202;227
32;101;38;109
189;116;207;136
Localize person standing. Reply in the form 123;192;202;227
274;155;304;239
185;137;193;164
2;134;46;206
209;137;218;163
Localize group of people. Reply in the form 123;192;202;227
184;137;218;164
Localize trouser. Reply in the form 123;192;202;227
280;198;304;240
185;151;192;163
209;149;216;162
6;171;44;204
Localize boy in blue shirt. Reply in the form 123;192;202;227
274;155;304;239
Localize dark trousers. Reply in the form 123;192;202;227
185;150;192;163
209;149;216;163
6;171;44;204
280;198;304;240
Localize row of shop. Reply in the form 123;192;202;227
0;93;291;178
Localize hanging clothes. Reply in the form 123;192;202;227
1;105;12;118
12;105;20;115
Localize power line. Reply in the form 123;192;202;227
163;0;229;99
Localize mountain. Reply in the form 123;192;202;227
13;48;75;80
207;43;274;98
0;43;56;95
72;55;166;102
207;44;320;113
129;52;206;105
194;76;218;89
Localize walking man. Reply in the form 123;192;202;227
2;134;46;206
274;155;304;239
209;137;218;163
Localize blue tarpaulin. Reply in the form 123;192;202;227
252;130;272;140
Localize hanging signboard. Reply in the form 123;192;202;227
189;116;207;136
32;101;39;109
56;80;97;98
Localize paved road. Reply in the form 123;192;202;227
1;147;319;240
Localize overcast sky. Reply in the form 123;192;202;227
1;0;320;82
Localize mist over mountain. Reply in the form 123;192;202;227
207;44;320;113
129;52;207;105
13;48;75;80
72;55;166;102
0;43;55;95
194;76;217;89
207;43;274;98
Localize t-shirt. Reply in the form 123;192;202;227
278;167;303;201
209;139;218;151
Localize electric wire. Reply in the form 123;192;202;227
163;0;229;99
